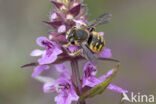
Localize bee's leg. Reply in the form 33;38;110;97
89;27;96;32
69;49;83;56
63;42;71;48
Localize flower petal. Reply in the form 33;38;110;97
32;65;49;77
43;82;56;93
55;87;79;104
98;69;114;81
107;84;128;93
82;62;99;87
83;62;97;76
30;49;45;56
43;70;78;104
99;48;112;58
36;36;62;65
66;14;74;20
50;12;58;21
99;32;104;36
36;36;49;47
38;53;57;65
98;69;128;93
68;45;80;53
82;76;101;87
34;76;55;83
58;25;66;33
55;94;65;104
52;45;63;55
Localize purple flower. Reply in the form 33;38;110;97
82;62;128;93
44;78;79;104
82;62;101;87
31;36;63;65
43;64;79;104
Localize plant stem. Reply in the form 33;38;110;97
71;59;86;104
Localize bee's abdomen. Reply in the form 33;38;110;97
88;32;105;54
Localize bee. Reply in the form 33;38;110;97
64;13;112;64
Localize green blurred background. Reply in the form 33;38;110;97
0;0;156;104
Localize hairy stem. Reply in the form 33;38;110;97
71;59;86;104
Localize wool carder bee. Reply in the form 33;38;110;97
64;13;112;64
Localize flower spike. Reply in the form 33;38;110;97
22;0;128;104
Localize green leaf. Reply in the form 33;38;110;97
79;64;120;102
34;76;55;83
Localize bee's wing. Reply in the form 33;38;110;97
88;13;112;27
80;44;97;65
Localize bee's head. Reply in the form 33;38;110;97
66;27;77;43
66;26;88;45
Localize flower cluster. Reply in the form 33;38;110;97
43;63;127;104
22;0;128;104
